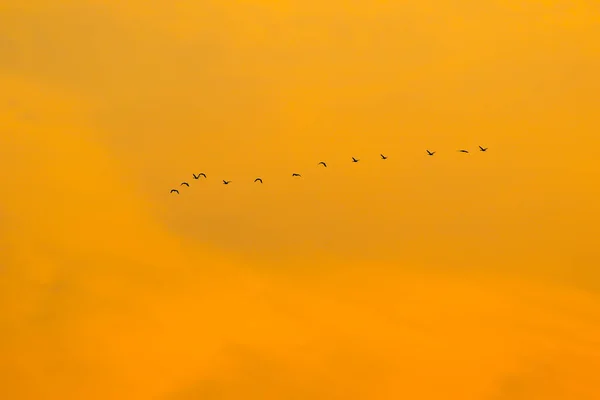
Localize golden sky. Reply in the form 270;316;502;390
1;0;600;398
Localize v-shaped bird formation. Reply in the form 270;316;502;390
170;147;489;193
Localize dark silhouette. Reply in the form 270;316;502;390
167;144;499;193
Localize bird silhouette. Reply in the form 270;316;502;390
292;173;301;177
180;182;190;186
426;150;435;156
223;180;231;184
380;154;387;159
254;178;263;183
170;189;179;194
479;146;488;152
352;157;360;163
458;149;469;153
193;173;207;179
318;161;327;167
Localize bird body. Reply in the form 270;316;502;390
170;189;179;194
352;157;359;163
318;161;327;167
193;173;206;179
254;178;263;183
458;149;469;153
292;173;301;177
180;182;189;186
380;154;387;159
426;150;435;156
479;146;488;152
223;180;231;184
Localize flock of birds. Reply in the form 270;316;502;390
169;146;489;194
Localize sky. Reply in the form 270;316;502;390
1;0;600;398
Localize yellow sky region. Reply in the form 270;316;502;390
1;0;600;399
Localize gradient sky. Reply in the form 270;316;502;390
1;1;600;399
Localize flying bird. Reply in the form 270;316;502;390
170;189;179;194
223;180;231;185
352;157;360;163
479;146;488;152
458;149;469;153
193;173;207;179
254;178;263;183
180;182;190;186
380;154;387;159
426;150;435;156
318;161;327;167
292;173;301;177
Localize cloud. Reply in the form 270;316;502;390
2;2;600;399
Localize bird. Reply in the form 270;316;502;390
193;173;207;179
223;180;231;185
458;149;469;153
479;146;488;152
352;157;360;163
180;182;190;187
292;173;301;177
254;178;263;183
170;189;179;194
426;150;435;156
380;154;387;160
318;161;327;167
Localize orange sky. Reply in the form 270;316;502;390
1;1;600;399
